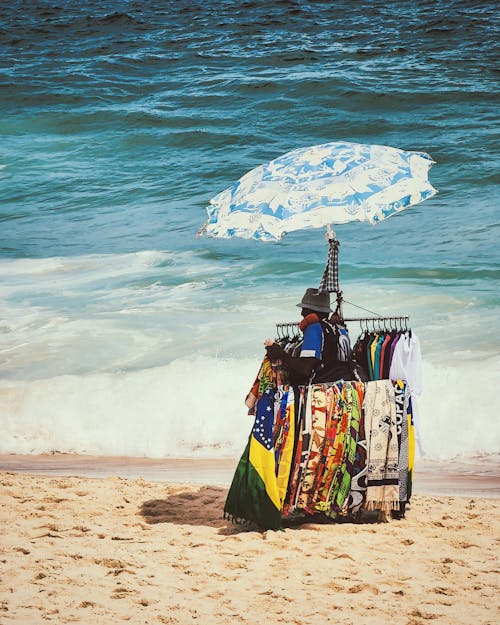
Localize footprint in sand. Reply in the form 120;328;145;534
95;558;132;569
107;568;136;577
433;587;454;595
111;586;138;600
410;608;439;620
78;601;96;608
348;583;379;595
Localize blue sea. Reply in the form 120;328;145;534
1;0;499;462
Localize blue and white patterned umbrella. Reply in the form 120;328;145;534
198;141;437;241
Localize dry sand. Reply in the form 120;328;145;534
0;462;499;625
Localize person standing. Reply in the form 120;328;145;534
264;288;356;385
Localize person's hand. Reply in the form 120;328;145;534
265;341;284;361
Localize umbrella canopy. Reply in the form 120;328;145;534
198;141;437;241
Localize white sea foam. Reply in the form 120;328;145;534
0;357;255;458
0;251;498;461
1;354;499;461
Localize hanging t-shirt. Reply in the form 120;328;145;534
373;334;385;380
389;332;424;456
389;332;423;395
379;333;393;379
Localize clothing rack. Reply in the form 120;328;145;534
276;231;411;339
275;315;410;338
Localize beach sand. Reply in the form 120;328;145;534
0;457;499;625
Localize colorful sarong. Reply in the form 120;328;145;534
282;386;307;516
328;382;361;515
224;388;282;530
346;382;367;515
296;385;327;512
393;379;409;509
228;373;413;529
363;380;400;512
273;387;295;508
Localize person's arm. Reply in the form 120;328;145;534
264;341;318;381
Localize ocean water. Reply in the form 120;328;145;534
1;1;499;462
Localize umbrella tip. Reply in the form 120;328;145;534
196;222;208;238
325;224;336;240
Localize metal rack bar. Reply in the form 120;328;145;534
275;315;410;337
276;316;409;327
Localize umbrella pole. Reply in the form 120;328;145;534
333;290;344;322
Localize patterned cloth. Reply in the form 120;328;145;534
273;387;296;509
228;361;414;529
245;356;277;414
346;382;367;515
318;238;340;293
282;386;312;516
363;381;400;512
393;379;410;508
328;382;362;515
201;141;437;241
224;388;283;530
296;385;328;512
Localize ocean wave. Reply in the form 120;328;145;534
1;354;498;462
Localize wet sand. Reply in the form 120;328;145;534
0;453;499;498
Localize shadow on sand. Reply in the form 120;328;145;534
138;484;393;534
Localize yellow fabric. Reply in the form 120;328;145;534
370;333;379;372
408;412;415;472
249;438;281;511
275;390;295;508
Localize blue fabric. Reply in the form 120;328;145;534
373;335;385;379
300;322;323;359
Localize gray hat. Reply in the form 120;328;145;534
296;288;332;313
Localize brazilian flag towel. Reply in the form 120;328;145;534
224;388;282;530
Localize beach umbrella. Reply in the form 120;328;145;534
202;142;437;530
197;141;437;242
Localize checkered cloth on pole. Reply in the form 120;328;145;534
318;238;340;293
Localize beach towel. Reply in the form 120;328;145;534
273;387;295;508
346;382;367;515
307;384;338;512
393;379;409;509
328;382;362;515
363;380;400;512
296;385;328;512
224;388;282;530
282;386;307;516
245;356;277;414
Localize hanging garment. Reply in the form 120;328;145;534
282;386;309;515
226;373;414;529
379;333;393;380
224;388;283;530
393;379;410;512
389;332;423;395
324;382;362;517
273;387;295;508
245;356;278;414
295;385;328;511
345;382;368;515
318;237;340;293
363;380;400;513
389;332;424;455
407;395;416;501
307;384;340;513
